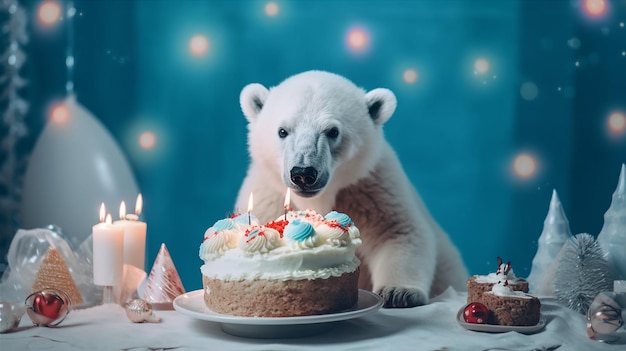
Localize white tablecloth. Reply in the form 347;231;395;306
1;288;624;351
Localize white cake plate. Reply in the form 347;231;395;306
173;289;383;338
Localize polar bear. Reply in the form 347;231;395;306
235;70;467;307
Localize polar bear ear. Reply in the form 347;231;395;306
364;88;397;125
240;83;269;122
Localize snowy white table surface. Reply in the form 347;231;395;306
1;287;624;351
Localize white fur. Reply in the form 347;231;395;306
236;70;467;307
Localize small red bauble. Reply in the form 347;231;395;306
33;293;64;320
463;302;489;324
25;289;71;327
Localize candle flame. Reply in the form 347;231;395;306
284;188;291;208
99;203;106;223
135;193;143;215
247;192;254;213
105;213;112;225
119;201;127;220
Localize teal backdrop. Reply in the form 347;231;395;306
3;0;625;292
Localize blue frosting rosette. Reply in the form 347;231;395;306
324;211;353;227
284;219;314;242
211;218;235;231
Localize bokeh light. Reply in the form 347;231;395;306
583;0;607;18
513;153;537;178
38;1;61;26
189;35;209;56
346;26;370;53
138;131;157;150
473;58;489;75
265;2;279;17
607;111;626;136
402;69;418;84
520;82;539;101
50;103;69;125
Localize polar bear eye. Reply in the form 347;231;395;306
326;127;339;139
278;128;289;138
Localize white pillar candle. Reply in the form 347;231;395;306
92;203;124;286
114;195;147;271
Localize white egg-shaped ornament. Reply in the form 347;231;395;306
20;95;139;247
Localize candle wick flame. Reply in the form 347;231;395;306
119;201;126;220
135;193;143;216
99;202;106;223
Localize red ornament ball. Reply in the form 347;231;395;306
463;302;489;324
33;293;65;320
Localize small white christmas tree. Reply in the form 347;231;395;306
553;233;616;314
527;189;572;295
597;163;626;280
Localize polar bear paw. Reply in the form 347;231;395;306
376;286;428;308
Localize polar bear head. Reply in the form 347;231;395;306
239;70;397;200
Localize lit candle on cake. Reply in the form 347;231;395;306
92;203;124;286
247;192;254;225
284;188;291;220
114;194;147;271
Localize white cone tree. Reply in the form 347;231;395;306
597;163;626;280
527;189;572;295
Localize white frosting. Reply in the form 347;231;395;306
199;228;239;260
314;222;350;247
238;226;283;255
286;233;320;249
488;281;532;299
199;209;361;281
201;247;360;281
348;225;360;240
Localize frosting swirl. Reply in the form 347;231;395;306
325;211;352;227
200;208;361;281
199;227;238;259
284;219;315;242
315;221;349;246
239;226;282;255
347;224;360;239
210;218;235;233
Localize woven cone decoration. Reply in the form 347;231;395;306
32;248;84;306
142;244;185;306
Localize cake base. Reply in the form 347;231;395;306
481;293;541;326
467;276;529;304
203;269;359;317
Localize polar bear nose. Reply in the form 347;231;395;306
290;167;318;188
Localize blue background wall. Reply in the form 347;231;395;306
3;0;625;292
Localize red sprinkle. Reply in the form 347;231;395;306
265;220;288;237
244;228;266;243
325;219;348;232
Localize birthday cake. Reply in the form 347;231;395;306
198;209;361;317
466;257;529;304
